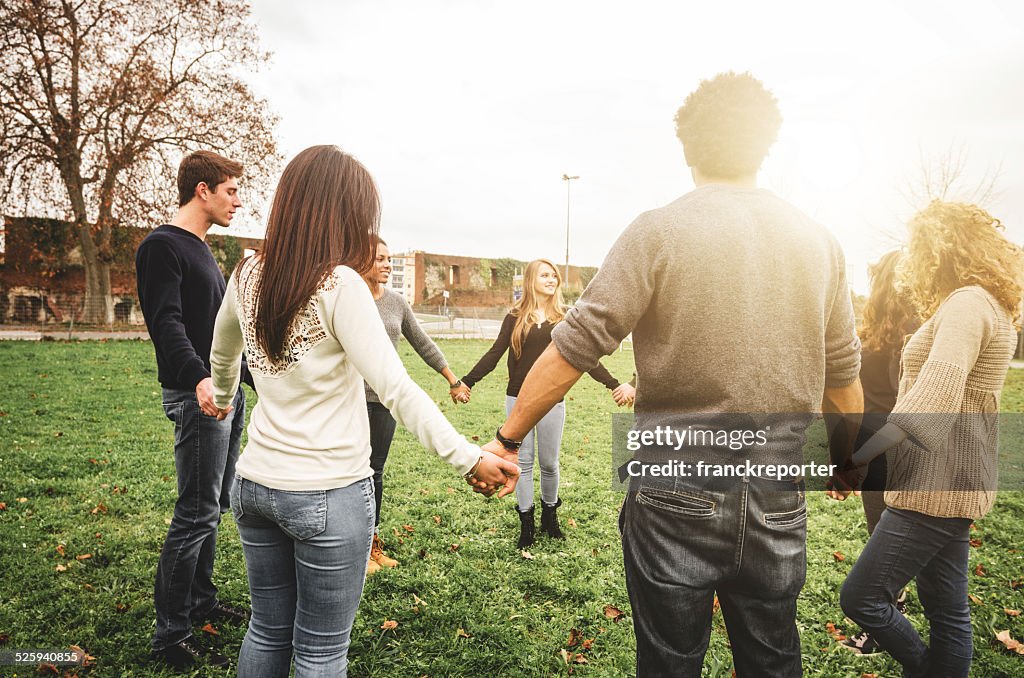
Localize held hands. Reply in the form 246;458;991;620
465;449;520;497
825;462;865;501
450;383;471;404
612;383;636;407
196;377;233;421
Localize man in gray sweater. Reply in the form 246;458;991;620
481;72;863;676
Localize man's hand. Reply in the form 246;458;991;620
450;383;471;404
196;377;233;420
481;437;519;464
612;383;636;407
825;464;864;501
465;450;520;497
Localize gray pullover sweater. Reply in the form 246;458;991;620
551;184;861;465
365;288;449;404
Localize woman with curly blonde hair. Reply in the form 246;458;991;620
840;201;1024;676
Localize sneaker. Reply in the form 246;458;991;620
840;630;883;656
196;601;250;626
153;638;230;671
371;533;399;568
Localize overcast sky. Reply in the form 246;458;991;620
221;0;1024;292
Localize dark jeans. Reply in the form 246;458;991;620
841;507;973;677
619;473;807;677
152;387;245;651
366;402;397;530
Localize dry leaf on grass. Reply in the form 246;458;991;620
974;563;986;577
456;628;471;639
433;515;441;525
825;622;846;642
969;538;982;548
202;623;219;635
69;645;95;667
603;604;626;622
567;518;578;528
521;550;534;560
1006;609;1021;617
567;628;582;647
995;629;1024;655
381;620;398;631
75;553;92;561
968;594;983;605
581;638;594;650
833;551;846;562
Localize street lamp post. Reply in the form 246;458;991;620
561;174;579;288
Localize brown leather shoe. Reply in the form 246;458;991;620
371;533;399;568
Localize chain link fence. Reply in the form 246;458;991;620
0;289;148;339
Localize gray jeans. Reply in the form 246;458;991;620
506;395;565;510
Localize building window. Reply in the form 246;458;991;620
449;265;461;285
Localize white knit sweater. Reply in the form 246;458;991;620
211;261;479;491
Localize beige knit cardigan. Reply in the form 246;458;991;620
886;286;1017;519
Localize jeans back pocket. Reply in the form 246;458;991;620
636;488;717;518
270;489;328;541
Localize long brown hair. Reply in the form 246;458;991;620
859;250;918;353
247;145;380;360
510;259;566;358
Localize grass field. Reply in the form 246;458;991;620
1;339;1023;676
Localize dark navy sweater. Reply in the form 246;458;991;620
136;225;227;391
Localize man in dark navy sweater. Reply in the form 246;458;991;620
136;150;249;671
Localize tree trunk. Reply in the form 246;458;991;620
79;222;113;324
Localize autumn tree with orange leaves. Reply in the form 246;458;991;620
0;0;279;322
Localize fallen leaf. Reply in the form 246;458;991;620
970;523;977;531
446;487;456;494
471;435;480;441
75;553;92;561
713;596;720;613
0;503;6;510
201;623;219;635
521;550;534;560
975;563;986;577
55;564;67;572
449;543;460;552
115;603;129;613
402;524;415;533
381;620;398;631
969;594;983;605
412;593;427;607
392;527;401;537
581;638;594;650
995;629;1024;655
83;584;93;590
37;663;59;675
603;604;626;622
567;628;582;647
161;475;171;482
418;549;428;559
560;649;570;665
969;538;982;548
825;622;846;642
567;518;578;528
1006;609;1021;617
456;627;471;639
1012;579;1023;590
68;644;95;666
573;653;588;664
91;503;107;515
833;551;846;562
0;632;8;644
592;548;599;557
17;497;27;503
861;674;878;678
164;518;172;525
55;544;66;557
433;515;442;525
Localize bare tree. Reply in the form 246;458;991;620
0;0;280;322
901;142;1003;211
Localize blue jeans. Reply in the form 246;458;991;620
231;476;375;677
841;507;973;677
367;402;398;529
619;473;807;677
152;387;245;650
505;395;565;510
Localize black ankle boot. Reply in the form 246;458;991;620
516;505;535;549
540;498;564;539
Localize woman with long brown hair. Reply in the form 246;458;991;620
456;258;633;548
839;201;1024;676
209;145;518;677
839;250;920;655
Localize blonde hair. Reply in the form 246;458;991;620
899;200;1024;325
510;259;566;358
860;250;919;353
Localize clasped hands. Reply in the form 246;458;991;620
825;455;868;501
196;377;233;421
450;382;471;404
466;443;520;497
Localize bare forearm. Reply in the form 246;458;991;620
852;422;907;468
440;366;459;386
502;343;582;439
822;380;864;466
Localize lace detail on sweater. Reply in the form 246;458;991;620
237;261;338;376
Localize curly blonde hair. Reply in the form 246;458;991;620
899;200;1024;324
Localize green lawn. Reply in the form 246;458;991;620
1;340;1023;676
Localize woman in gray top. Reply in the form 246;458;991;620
362;237;467;573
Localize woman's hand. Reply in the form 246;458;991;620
465;450;519;497
825;462;864;501
612;383;636;407
450;383;471;404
